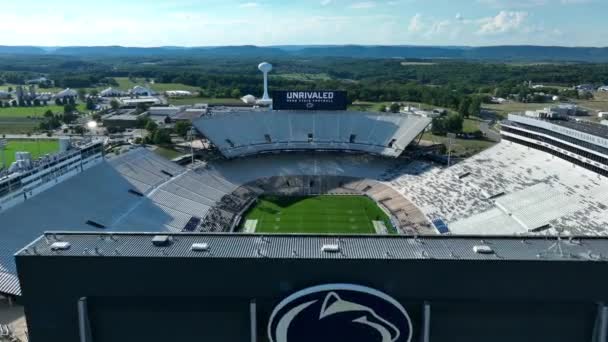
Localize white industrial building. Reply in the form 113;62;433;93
119;97;161;107
130;85;155;97
100;87;125;97
54;88;78;99
165;90;193;97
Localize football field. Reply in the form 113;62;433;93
1;139;59;168
240;195;395;234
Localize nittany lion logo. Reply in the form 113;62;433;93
268;284;412;342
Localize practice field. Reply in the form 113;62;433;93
240;195;395;234
1;139;59;167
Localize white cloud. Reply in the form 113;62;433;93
349;2;377;9
478;11;528;34
478;0;594;7
320;0;332;5
408;13;423;33
239;2;260;8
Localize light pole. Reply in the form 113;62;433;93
0;139;7;169
187;127;197;166
446;133;456;167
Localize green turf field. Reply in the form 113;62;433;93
1;139;59;167
0;104;85;118
240;195;395;234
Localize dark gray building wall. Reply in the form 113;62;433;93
16;256;608;342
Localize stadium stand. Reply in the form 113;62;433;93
194;110;431;158
392;141;608;235
3;135;608;296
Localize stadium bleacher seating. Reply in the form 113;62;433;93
194;110;431;158
392;141;608;235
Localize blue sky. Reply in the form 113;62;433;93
1;0;605;46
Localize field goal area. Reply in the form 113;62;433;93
239;195;395;235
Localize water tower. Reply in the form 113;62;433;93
257;62;273;105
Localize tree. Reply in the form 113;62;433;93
152;129;172;145
110;99;120;111
445;113;464;133
230;88;241;99
431;117;446;135
55;98;63;106
145;120;158;133
86;97;96;111
174;121;192;138
77;89;87;101
33;99;40;106
68;97;76;105
89;89;99;97
389;103;401;113
468;97;482;117
43;110;54;118
73;126;86;135
458;97;471;118
64;103;75;114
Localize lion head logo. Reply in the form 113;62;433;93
268;284;412;342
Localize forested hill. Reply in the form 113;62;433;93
1;45;608;62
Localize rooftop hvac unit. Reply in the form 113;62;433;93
473;245;494;254
191;243;210;252
50;242;71;251
321;244;340;253
152;235;172;247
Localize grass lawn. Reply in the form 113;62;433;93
422;132;496;156
153;146;185;160
240;195;395;234
1;139;59;167
462;118;482;133
0;104;87;118
483;102;548;119
0;120;40;134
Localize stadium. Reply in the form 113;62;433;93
1;64;608;342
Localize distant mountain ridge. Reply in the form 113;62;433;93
1;45;608;62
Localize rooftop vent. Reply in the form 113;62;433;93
85;220;106;229
50;241;71;251
128;189;144;197
152;235;172;247
191;243;210;252
473;245;494;254
161;170;174;177
321;244;340;253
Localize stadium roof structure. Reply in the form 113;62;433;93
194;110;431;158
19;232;608;262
